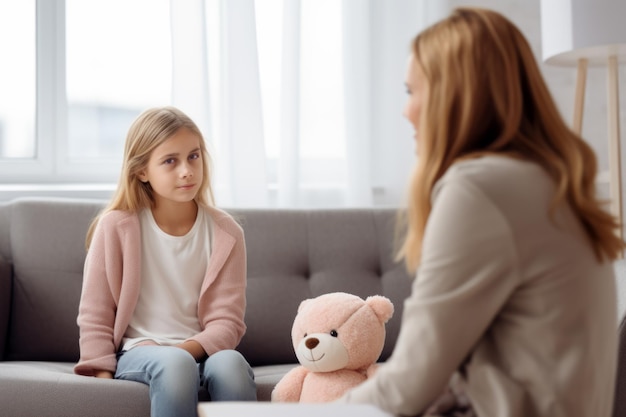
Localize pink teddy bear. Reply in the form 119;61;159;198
271;292;394;402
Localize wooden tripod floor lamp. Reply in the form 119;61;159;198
541;0;626;242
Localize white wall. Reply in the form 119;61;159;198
370;0;626;205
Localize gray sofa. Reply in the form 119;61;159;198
0;197;412;417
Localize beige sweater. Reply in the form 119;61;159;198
340;156;618;417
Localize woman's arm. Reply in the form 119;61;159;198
339;177;521;415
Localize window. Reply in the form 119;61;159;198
0;1;36;159
2;0;345;189
254;0;348;205
66;0;171;162
0;0;418;207
0;0;172;184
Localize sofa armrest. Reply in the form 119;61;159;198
0;255;11;360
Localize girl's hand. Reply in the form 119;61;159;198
94;370;114;379
176;340;207;362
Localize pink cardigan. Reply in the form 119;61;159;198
74;206;247;376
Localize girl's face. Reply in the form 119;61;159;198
403;55;428;149
138;127;203;206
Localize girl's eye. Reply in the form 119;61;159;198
330;330;338;337
163;158;176;165
189;153;200;160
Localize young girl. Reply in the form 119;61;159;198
74;107;257;416
339;7;624;417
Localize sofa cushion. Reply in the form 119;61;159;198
0;360;294;413
0;201;10;263
0;255;11;359
5;198;103;361
253;364;298;400
0;361;150;416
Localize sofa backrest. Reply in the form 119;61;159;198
232;209;412;366
0;198;103;361
0;198;412;366
0;254;11;360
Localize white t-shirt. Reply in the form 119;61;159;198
122;207;211;351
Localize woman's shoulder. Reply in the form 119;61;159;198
435;154;560;224
434;155;554;206
445;155;543;182
440;155;548;191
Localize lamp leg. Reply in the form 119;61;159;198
573;58;588;135
607;55;623;244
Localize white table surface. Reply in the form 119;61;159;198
198;402;395;417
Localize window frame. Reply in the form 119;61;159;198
0;0;57;183
0;0;122;187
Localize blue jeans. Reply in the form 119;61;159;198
115;346;257;417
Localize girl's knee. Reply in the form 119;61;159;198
203;350;256;401
116;345;198;384
166;346;198;365
156;347;199;380
206;350;252;377
209;349;248;366
150;349;199;417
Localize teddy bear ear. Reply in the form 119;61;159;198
365;295;394;324
297;298;312;313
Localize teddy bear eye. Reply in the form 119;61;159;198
304;333;308;338
330;330;338;337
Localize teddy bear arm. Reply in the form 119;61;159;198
271;366;310;402
365;363;379;379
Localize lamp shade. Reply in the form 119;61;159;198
540;0;626;66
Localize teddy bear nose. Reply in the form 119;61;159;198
305;338;319;349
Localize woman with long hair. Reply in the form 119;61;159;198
339;8;623;417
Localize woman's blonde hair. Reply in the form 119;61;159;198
398;7;624;273
86;106;215;248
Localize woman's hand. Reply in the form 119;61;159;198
424;373;474;416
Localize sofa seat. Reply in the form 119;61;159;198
1;361;299;416
2;361;150;416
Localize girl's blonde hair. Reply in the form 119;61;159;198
398;7;625;273
86;106;215;248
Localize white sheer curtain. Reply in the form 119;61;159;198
170;0;211;139
342;0;373;206
278;0;301;207
170;0;267;207
169;0;424;208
